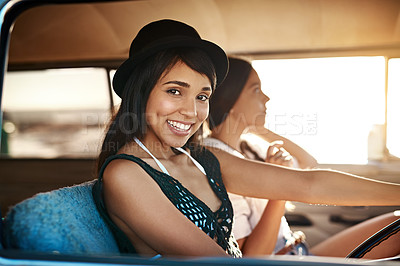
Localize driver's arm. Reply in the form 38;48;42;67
210;147;400;206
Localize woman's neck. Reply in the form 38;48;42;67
122;135;177;160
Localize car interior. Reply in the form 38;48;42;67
0;0;399;265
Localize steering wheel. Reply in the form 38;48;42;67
346;218;400;259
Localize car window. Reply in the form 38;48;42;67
253;56;391;164
1;68;113;158
387;58;400;158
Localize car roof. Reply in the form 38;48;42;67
6;0;400;71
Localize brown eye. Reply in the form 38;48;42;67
197;95;209;101
167;89;180;95
254;87;262;94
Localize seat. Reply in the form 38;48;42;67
3;180;119;254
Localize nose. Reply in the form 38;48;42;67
180;99;197;117
263;93;270;104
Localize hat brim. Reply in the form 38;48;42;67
112;37;228;98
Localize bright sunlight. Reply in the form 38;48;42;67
252;57;386;164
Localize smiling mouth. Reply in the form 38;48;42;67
167;120;192;131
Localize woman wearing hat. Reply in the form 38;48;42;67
92;19;400;258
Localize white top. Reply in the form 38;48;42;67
203;137;292;253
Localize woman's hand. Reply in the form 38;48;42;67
266;141;293;167
246;126;318;169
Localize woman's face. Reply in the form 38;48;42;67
145;61;212;148
230;68;270;127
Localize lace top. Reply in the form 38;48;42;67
92;145;242;258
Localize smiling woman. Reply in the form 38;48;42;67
92;19;242;257
2;1;400;265
87;18;400;260
144;61;212;145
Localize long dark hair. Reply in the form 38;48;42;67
208;57;253;130
97;48;216;174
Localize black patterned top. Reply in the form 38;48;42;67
92;146;242;258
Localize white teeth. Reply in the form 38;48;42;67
168;120;191;131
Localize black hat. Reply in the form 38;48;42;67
112;19;228;98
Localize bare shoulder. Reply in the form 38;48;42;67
101;156;168;215
102;157;154;188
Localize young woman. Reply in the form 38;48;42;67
205;56;400;258
92;19;400;259
204;57;317;256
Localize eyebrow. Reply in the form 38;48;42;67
163;80;212;92
163;80;190;88
249;81;261;87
